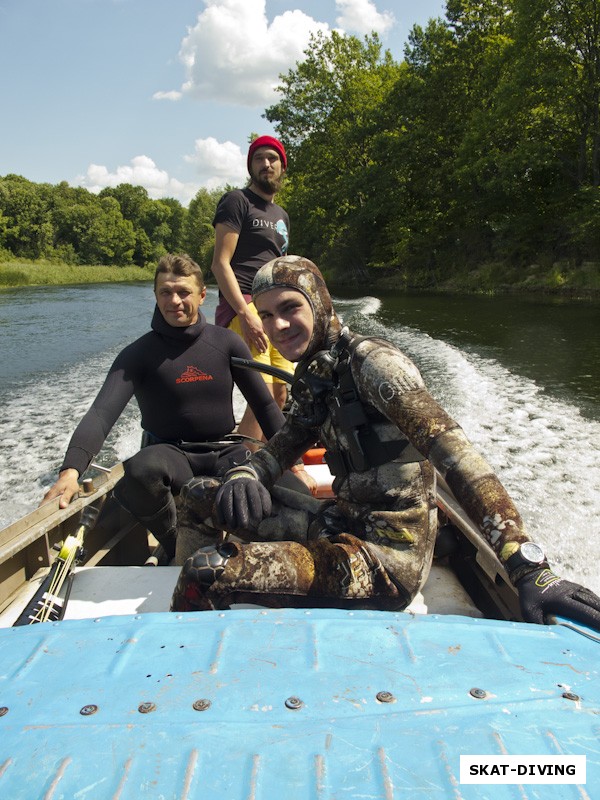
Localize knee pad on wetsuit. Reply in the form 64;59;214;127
181;541;237;589
180;475;221;520
170;541;237;612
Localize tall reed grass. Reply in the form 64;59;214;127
0;259;154;288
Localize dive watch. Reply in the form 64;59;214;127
505;541;547;584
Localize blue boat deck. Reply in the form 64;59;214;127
0;606;598;798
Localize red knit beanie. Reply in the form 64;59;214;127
247;136;287;171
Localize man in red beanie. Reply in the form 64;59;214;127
246;135;287;172
211;136;295;438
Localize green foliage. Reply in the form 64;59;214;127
0;173;230;285
98;184;183;265
264;1;600;293
0;175;53;259
182;187;223;271
266;31;402;280
0;176;195;273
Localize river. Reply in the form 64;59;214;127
1;282;599;594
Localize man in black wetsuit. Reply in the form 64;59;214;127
41;253;307;563
171;255;600;631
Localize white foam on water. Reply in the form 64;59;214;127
0;286;222;529
357;296;382;317
0;345;142;530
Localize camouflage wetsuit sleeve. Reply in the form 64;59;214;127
250;416;319;489
349;338;530;565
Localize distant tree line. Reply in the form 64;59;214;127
0;176;224;273
2;0;600;291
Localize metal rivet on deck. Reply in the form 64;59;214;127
138;702;156;714
80;704;98;716
376;691;396;704
0;707;9;717
470;688;488;699
285;696;304;710
562;692;580;702
192;699;211;712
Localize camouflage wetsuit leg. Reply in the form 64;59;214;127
171;534;407;611
171;460;437;612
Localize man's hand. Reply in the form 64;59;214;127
40;468;80;509
239;310;269;354
215;467;272;530
517;567;600;630
291;465;319;496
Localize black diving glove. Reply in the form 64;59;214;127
516;567;600;629
214;466;272;531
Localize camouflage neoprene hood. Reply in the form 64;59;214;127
252;255;342;361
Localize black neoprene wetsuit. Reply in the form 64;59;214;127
57;307;286;558
60;308;284;477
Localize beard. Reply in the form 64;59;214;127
251;170;283;195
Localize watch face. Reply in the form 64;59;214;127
520;542;545;564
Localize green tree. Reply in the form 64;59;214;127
448;0;600;264
371;18;466;275
0;175;53;259
160;197;187;253
100;186;188;265
266;31;402;279
390;3;517;273
515;0;600;261
182;187;223;270
52;192;135;265
99;184;174;265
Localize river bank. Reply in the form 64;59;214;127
2;256;600;300
359;259;600;300
0;258;154;288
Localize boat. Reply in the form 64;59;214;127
0;456;597;798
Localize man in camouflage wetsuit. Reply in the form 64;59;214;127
171;255;600;628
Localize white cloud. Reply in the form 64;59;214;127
184;137;247;190
154;0;397;108
335;0;395;35
75;1;399;204
76;141;248;205
176;0;331;107
153;89;183;101
76;156;200;205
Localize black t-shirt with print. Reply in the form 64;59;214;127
212;187;290;294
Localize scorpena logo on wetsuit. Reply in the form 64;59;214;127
176;366;214;384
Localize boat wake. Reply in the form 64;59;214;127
0;345;142;531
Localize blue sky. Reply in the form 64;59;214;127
0;0;446;205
